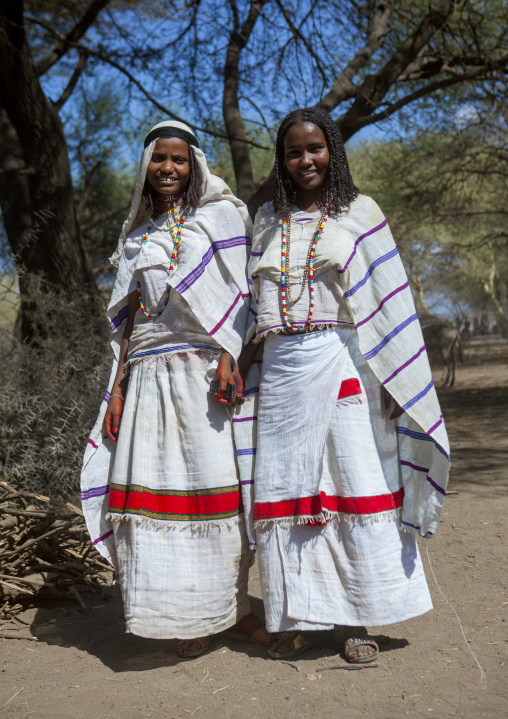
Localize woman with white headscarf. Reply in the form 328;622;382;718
81;121;270;657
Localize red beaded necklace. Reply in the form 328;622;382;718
281;201;332;333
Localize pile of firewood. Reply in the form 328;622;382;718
0;481;113;617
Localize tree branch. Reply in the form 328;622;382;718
273;0;327;84
338;0;457;141
53;51;88;111
36;0;110;76
29;17;271;151
350;64;507;133
80;196;132;233
318;0;396;112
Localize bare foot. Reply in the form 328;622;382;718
232;611;271;645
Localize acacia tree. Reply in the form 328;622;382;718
350;114;508;332
1;0;508;340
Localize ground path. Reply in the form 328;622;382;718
1;343;507;719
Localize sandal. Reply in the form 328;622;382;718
344;636;379;664
177;637;210;659
268;631;310;660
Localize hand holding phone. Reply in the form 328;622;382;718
209;381;235;402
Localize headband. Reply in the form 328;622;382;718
143;126;200;149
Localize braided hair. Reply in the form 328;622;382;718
273;107;358;217
142;145;203;218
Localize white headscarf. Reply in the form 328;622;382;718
109;120;251;267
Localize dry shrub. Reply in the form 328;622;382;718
0;274;112;500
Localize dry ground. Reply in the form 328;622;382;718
1;337;507;719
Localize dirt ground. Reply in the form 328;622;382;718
1;336;507;719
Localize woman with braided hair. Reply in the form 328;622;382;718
237;107;450;661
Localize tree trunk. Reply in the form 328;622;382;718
223;0;270;203
0;1;102;341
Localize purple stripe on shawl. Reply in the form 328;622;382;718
93;529;113;545
110;305;129;331
250;251;263;257
81;485;110;501
338;219;389;274
396;426;450;461
87;438;99;449
402;378;434;410
249;307;258;319
427;417;443;434
344;246;399;298
240;480;254;485
355;282;410;328
427;475;447;496
255;319;354;337
401;460;428;473
400;460;446;496
236;448;256;456
400;519;433;538
233;416;258;423
382;345;426;385
129;342;220;362
175;236;250;293
210;292;243;335
364;314;418;360
243;386;259;396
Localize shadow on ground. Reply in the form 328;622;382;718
27;592;410;673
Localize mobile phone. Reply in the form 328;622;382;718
209;381;235;401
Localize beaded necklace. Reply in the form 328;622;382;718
281;201;332;333
137;197;186;318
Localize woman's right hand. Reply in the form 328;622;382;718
105;397;123;442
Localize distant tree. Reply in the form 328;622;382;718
350;112;508;333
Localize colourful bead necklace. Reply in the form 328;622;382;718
281;201;332;333
137;197;186;318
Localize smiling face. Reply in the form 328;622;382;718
283;122;330;206
145;137;191;197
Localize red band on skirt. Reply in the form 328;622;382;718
253;487;404;521
108;484;242;520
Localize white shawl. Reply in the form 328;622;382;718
243;194;450;538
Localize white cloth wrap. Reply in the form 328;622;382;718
80;121;253;636
255;329;432;630
248;195;450;537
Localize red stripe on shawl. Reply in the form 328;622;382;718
254;488;404;520
337;378;361;399
108;484;242;520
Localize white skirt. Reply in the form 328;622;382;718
107;351;250;639
255;329;432;631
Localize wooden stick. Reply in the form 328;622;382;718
5;522;73;560
318;663;379;671
68;585;87;610
0;686;24;710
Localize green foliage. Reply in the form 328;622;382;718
349;112;508;324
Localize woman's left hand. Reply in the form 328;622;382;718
382;387;405;420
214;351;244;406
